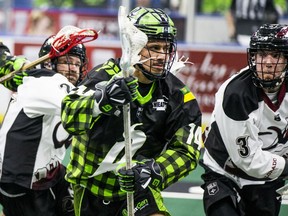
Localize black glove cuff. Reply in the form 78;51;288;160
148;159;163;188
94;83;119;116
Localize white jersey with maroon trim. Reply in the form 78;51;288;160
0;69;74;190
203;67;288;188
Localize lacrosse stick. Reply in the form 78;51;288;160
118;6;148;216
0;25;98;83
276;183;288;195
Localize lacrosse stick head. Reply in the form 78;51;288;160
50;25;98;57
118;6;148;77
127;7;177;80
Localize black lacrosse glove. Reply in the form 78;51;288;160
94;74;138;116
116;158;163;193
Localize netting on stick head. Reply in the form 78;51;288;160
50;25;98;57
119;7;148;76
55;25;81;38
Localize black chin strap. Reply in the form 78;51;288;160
136;64;165;81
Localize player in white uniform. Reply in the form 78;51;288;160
0;37;88;216
201;24;288;216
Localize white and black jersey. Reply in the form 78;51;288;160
203;67;288;188
0;69;74;190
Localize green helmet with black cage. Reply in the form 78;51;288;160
127;7;177;80
248;23;288;90
38;35;88;84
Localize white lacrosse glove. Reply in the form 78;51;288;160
170;55;193;75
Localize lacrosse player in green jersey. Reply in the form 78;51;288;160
61;7;202;216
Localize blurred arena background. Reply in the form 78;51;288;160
1;0;288;215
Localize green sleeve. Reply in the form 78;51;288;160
61;86;97;135
156;123;201;190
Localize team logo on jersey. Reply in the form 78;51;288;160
260;118;288;152
53;121;72;149
274;114;281;121
152;97;167;111
207;182;219;196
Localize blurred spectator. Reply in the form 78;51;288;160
26;10;56;36
226;0;286;46
73;0;118;9
131;0;186;13
198;0;232;15
74;0;105;7
33;0;73;9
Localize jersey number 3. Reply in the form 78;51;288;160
236;136;250;157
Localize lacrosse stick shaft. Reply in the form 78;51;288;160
118;5;134;216
118;5;147;215
123;103;134;215
122;33;135;216
121;43;134;216
276;183;288;195
0;54;49;83
121;33;133;170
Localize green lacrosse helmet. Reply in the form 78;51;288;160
127;7;177;80
128;7;177;43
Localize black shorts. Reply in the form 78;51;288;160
0;177;74;216
73;184;170;216
201;166;285;216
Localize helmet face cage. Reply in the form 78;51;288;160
52;44;87;85
248;24;288;90
138;41;177;80
67;43;88;84
128;7;177;80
